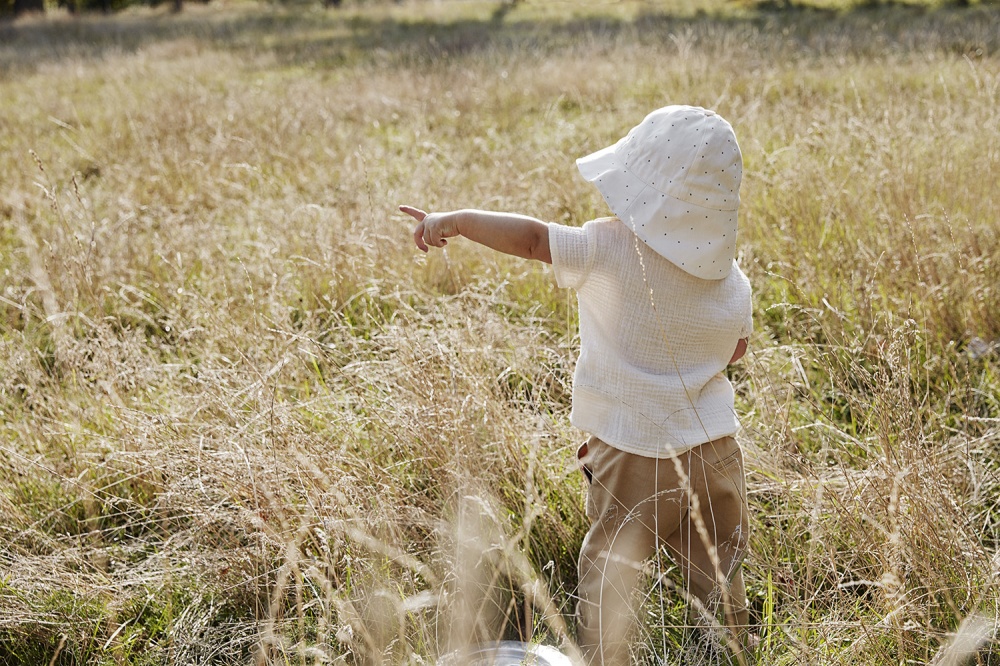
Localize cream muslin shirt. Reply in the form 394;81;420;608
548;217;753;458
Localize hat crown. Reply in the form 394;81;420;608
617;106;742;212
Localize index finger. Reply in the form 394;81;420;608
398;205;426;222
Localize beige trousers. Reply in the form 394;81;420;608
576;436;750;665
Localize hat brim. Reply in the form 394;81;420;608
577;142;737;280
576;138;623;183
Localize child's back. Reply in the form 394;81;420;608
549;215;752;455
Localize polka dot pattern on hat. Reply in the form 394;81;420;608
576;105;742;280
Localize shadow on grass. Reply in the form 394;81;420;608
1;0;997;76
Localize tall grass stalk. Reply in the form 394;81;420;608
1;1;999;663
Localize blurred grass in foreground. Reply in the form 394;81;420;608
1;0;999;663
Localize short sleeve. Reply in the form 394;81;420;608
548;222;596;291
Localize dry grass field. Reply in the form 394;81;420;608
1;0;999;663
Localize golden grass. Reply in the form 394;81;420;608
1;0;999;663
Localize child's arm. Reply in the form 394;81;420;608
399;205;552;264
729;338;748;364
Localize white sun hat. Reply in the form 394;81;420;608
577;105;743;279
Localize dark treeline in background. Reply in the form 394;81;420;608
2;0;189;16
2;0;993;21
0;0;406;17
3;0;414;18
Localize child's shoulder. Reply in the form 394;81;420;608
551;216;626;244
585;215;623;229
581;215;628;238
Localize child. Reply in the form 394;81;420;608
400;104;752;665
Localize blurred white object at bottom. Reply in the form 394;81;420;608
437;640;574;666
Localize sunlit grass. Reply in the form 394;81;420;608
1;0;999;663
